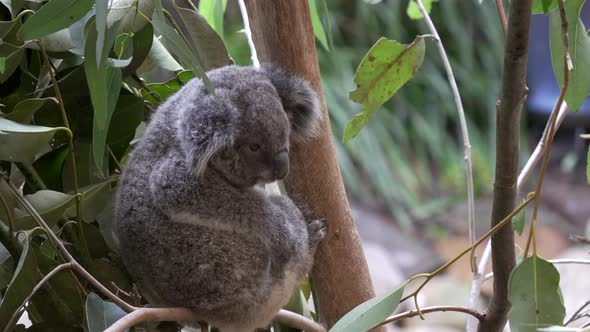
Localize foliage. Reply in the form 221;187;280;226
320;0;504;228
508;256;565;332
0;0;234;330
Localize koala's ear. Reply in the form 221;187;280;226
261;64;322;142
177;89;237;176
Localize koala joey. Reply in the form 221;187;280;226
115;65;327;332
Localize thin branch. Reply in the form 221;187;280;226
413;0;476;264
466;239;492;332
104;308;326;332
374;305;484;328
523;0;570;258
237;0;260;68
495;0;508;37
38;41;91;265
483;258;590;282
4;263;74;332
2;176;136;313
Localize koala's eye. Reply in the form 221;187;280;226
249;144;261;152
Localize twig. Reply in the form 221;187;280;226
523;0;570;258
104;308;326;332
482;259;590;282
495;0;508;37
413;0;476;266
237;0;260;68
565;300;590;326
466;239;492;332
374;305;484;328
2;176;136;313
0;190;15;236
38;41;91;265
399;193;535;315
3;263;74;332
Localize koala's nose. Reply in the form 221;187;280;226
273;150;289;180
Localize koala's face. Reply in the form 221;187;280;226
211;82;292;188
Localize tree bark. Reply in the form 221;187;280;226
478;1;533;331
243;1;383;330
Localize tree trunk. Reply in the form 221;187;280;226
478;1;533;331
243;1;384;330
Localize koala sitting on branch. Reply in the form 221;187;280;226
115;65;327;332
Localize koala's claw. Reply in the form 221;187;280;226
308;218;328;243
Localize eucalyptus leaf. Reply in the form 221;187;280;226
532;0;558;14
549;0;590;112
0;228;43;330
330;285;404;332
345;36;425;142
17;0;94;40
0;118;68;162
153;1;213;92
13;190;77;231
84;19;123;173
85;292;127;332
0;0;24;18
407;0;439;20
173;1;232;70
197;0;228;38
136;36;183;73
0;242;15;290
0;10;26;83
309;0;329;51
5;98;56;123
508;256;565;332
123;22;153;76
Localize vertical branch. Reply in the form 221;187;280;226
477;1;533;331
243;1;383;329
482;0;533;330
413;0;476;264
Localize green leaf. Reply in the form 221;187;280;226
309;0;329;51
137;36;183;73
0;228;43;330
508;256;565;332
0;118;68;162
173;1;232;71
17;0;94;40
85;292;127;332
512;200;526;236
31;245;83;324
533;0;558;14
13;190;77;231
549;0;590;112
0;56;5;74
329;285;404;332
0;11;26;83
0;0;24;19
5;98;56;123
84;19;123;173
345;36;425;142
153;1;213;92
407;0;439;20
31;145;70;192
197;0;228;38
123;22;153;76
0;242;15;290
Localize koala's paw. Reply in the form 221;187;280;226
307;218;327;249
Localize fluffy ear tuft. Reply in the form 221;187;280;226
177;91;237;177
261;64;323;142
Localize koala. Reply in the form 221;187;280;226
115;65;327;332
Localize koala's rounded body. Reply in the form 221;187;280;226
115;65;325;332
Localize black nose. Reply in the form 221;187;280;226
273;150;289;180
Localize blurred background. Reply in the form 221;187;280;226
221;1;590;330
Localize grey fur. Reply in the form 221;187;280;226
115;65;326;332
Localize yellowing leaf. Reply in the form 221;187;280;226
345;36;425;142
